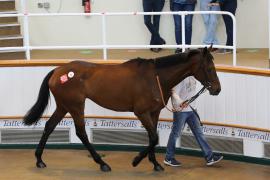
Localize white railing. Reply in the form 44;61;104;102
269;0;270;60
0;6;237;65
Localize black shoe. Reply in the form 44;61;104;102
150;48;161;53
175;48;182;54
206;153;223;166
163;158;181;167
160;38;166;45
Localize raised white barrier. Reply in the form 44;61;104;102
0;66;269;158
0;66;268;130
0;9;237;65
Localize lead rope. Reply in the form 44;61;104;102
156;75;176;113
156;75;208;115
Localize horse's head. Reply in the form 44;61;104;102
190;46;221;95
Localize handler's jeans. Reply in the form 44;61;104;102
165;111;213;161
200;0;220;45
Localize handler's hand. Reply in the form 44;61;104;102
180;100;189;110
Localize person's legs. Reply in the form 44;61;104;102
221;0;237;46
143;0;155;45
200;0;210;44
173;3;184;45
186;113;223;165
200;0;220;45
165;112;188;162
186;113;212;160
184;4;195;45
204;5;220;45
200;0;210;23
153;1;163;30
152;0;165;45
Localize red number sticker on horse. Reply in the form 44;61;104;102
60;74;68;84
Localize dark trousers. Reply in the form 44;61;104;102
220;0;237;46
172;3;195;45
143;0;165;45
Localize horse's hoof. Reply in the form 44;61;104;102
154;164;164;171
100;164;111;172
132;156;141;167
36;161;47;168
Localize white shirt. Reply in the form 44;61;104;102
171;76;197;112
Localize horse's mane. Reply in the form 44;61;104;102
123;49;201;68
123;57;151;66
155;49;201;69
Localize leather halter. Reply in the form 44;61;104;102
154;52;212;113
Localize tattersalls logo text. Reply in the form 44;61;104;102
99;120;138;128
237;129;270;141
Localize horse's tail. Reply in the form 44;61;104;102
23;70;55;126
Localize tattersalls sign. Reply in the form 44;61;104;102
236;129;270;141
0;118;269;143
183;124;270;142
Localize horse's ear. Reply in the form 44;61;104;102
203;47;208;55
208;43;213;52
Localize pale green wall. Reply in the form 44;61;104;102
15;0;268;48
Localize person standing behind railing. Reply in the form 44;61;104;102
170;0;197;54
200;0;220;52
142;0;166;53
216;0;237;54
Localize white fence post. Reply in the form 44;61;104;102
269;1;270;62
20;0;31;60
232;12;237;66
101;13;107;60
181;12;186;52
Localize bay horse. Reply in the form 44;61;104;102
23;46;221;172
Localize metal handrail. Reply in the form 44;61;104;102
0;9;237;65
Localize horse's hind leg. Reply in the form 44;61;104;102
69;107;111;172
148;111;164;171
35;107;66;168
132;112;163;171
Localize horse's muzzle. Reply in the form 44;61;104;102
209;86;221;95
206;83;221;95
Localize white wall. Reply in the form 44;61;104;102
0;66;270;131
15;0;268;48
196;72;270;129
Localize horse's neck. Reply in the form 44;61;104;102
157;61;193;90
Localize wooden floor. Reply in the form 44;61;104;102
28;48;270;69
1;50;269;179
0;149;269;180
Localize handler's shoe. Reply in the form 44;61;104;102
164;158;181;167
206;153;223;166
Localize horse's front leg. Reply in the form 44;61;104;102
132;112;163;171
